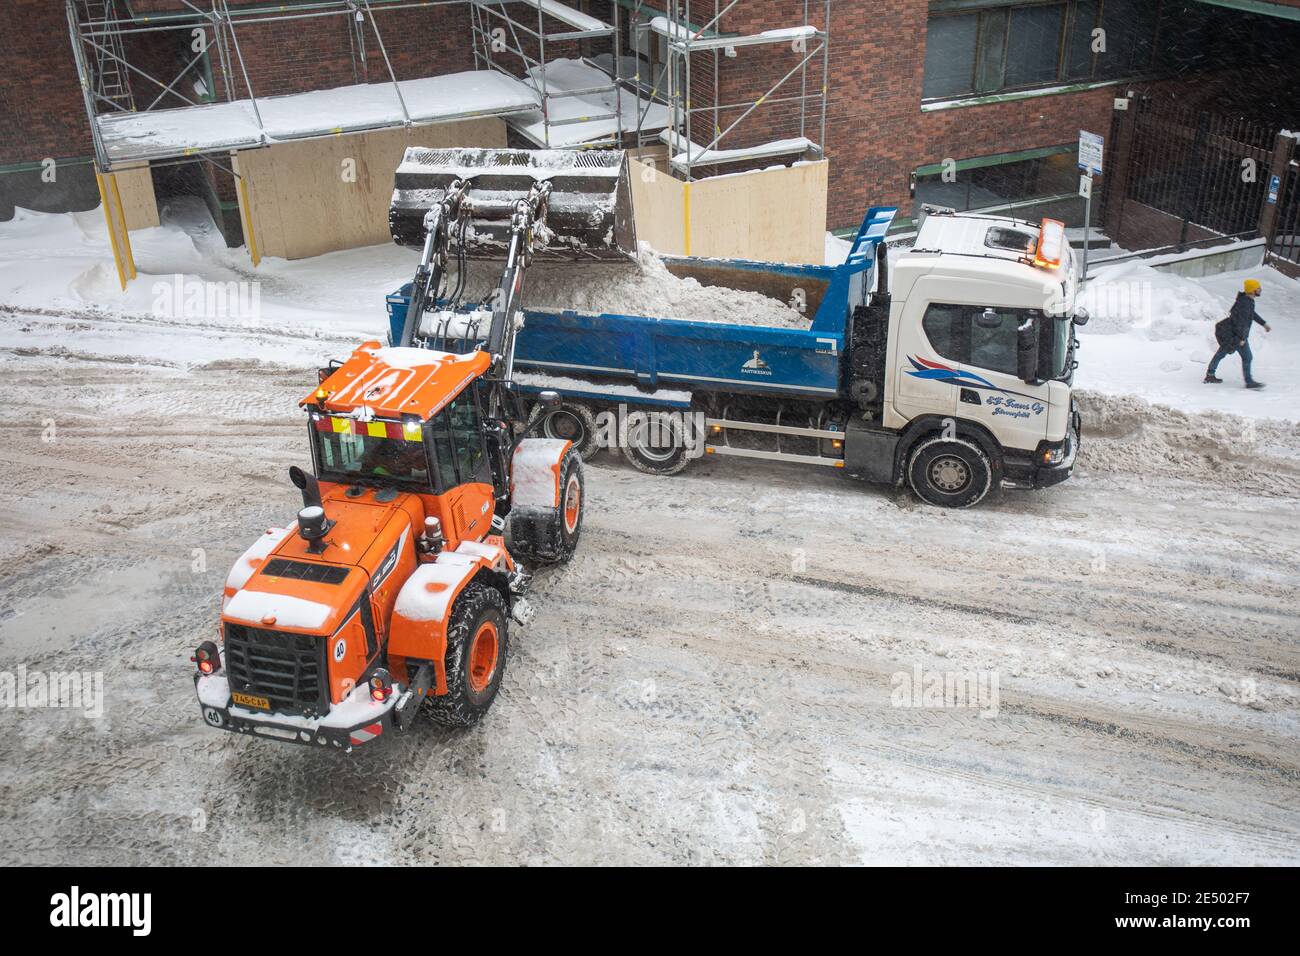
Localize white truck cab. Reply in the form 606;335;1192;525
845;212;1085;507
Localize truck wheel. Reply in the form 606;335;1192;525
425;582;509;728
509;447;584;564
528;400;601;459
907;435;994;509
623;410;691;476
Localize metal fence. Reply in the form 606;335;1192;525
1267;136;1300;268
1119;98;1276;243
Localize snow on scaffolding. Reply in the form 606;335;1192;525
658;129;817;168
475;0;611;34
647;16;818;50
96;71;541;165
510;58;671;148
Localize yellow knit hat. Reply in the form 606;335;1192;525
1244;279;1262;295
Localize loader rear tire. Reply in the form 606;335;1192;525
529;400;601;460
508;447;584;565
425;582;509;728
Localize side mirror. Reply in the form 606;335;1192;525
1072;308;1090;327
538;390;561;410
976;308;1002;330
1017;318;1041;385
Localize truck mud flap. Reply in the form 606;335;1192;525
844;419;899;485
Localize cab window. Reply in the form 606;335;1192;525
447;390;490;485
921;303;1036;377
921;303;963;360
968;308;1022;377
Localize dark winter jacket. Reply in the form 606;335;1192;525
1214;293;1266;350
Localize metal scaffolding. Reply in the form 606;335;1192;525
65;0;498;171
65;0;830;175
469;0;626;148
648;0;831;182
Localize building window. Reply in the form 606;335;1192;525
913;146;1079;220
923;0;1164;101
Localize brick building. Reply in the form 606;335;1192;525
3;0;1299;238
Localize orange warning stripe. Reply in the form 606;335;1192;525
313;416;423;442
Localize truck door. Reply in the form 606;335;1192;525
956;306;1050;453
892;301;959;423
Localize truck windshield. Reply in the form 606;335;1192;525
312;418;432;489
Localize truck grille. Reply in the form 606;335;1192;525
223;623;328;717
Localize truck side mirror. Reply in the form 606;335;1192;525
538;390;561;410
1072;308;1090;327
975;308;1002;330
1017;319;1041;385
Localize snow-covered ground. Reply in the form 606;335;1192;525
1;203;1298;865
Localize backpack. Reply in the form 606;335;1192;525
1214;316;1237;351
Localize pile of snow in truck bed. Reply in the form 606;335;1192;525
458;244;810;328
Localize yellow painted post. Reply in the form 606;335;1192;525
108;174;137;280
94;170;129;291
238;174;261;267
682;181;692;256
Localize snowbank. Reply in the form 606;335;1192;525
1076;261;1300;422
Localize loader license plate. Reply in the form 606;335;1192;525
232;692;270;710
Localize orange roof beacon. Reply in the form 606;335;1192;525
191;147;633;751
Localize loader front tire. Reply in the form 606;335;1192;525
508;448;584;565
425;582;509;728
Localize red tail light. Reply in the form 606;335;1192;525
369;668;393;703
192;640;220;675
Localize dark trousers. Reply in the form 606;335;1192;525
1209;341;1255;384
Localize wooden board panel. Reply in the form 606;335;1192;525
628;155;685;256
689;161;828;264
628;158;828;264
113;163;159;231
237;117;508;260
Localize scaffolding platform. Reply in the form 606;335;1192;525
510;58;671;148
95;70;540;166
658;130;819;170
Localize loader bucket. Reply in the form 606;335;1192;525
389;147;636;262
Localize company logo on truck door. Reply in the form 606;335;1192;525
905;356;1044;413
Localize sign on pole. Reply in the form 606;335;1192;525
1079;175;1092;200
1078;130;1104;176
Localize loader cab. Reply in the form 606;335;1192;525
305;342;500;548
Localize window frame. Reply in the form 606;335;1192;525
922;0;1166;103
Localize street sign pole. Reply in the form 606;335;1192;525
1078;130;1105;288
1080;173;1093;285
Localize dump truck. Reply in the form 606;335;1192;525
192;148;637;750
388;199;1087;509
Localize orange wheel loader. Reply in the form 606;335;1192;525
192;149;634;751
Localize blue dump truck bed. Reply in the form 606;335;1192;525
387;207;895;406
